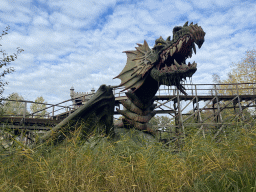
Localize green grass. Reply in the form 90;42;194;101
0;126;256;192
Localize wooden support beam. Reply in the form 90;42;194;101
236;84;245;121
213;84;227;141
195;85;205;138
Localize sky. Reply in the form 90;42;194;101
0;0;256;108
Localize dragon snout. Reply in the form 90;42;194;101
186;22;205;49
196;39;204;49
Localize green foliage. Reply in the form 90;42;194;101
1;92;29;116
149;115;174;129
213;49;256;95
149;115;175;139
0;26;24;97
1;124;255;191
210;48;256;130
30;96;47;118
225;49;256;85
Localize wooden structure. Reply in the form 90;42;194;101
114;82;256;141
1;83;256;144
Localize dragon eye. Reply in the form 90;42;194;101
157;43;163;46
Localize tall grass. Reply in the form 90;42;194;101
0;125;255;192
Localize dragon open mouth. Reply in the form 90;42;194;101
157;35;197;73
150;22;205;94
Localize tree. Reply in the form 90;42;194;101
212;49;256;95
211;49;256;125
149;115;173;130
0;26;24;97
30;96;47;118
2;93;29;116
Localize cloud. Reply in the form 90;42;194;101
49;12;88;29
191;0;214;9
0;11;31;24
0;0;255;110
174;1;193;12
48;0;117;24
33;15;50;26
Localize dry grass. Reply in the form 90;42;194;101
0;125;255;192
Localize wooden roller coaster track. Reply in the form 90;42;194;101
1;83;256;144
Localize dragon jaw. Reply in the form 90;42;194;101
150;21;206;95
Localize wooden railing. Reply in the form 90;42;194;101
1;82;256;126
1;82;256;145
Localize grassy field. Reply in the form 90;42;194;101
0;125;256;192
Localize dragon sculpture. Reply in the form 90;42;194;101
37;21;205;145
114;21;205;133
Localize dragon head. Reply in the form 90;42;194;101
114;21;205;95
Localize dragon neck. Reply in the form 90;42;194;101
115;74;159;133
133;75;159;105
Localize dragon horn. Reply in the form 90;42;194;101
183;21;188;27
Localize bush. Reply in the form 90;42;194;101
0;124;255;191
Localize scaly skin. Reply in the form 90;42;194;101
114;21;206;133
38;85;115;145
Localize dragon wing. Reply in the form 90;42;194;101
114;40;154;92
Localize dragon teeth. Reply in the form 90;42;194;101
170;49;173;56
172;47;176;54
177;45;181;52
174;59;179;67
186;36;190;43
166;51;169;58
182;63;187;69
192;43;196;54
177;40;183;52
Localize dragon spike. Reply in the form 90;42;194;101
190;22;193;26
159;36;164;40
135;47;146;54
166;36;171;41
183;21;188;27
195;23;198;27
143;40;150;52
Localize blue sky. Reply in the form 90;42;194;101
0;0;256;105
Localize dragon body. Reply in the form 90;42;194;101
114;21;205;133
38;21;205;145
